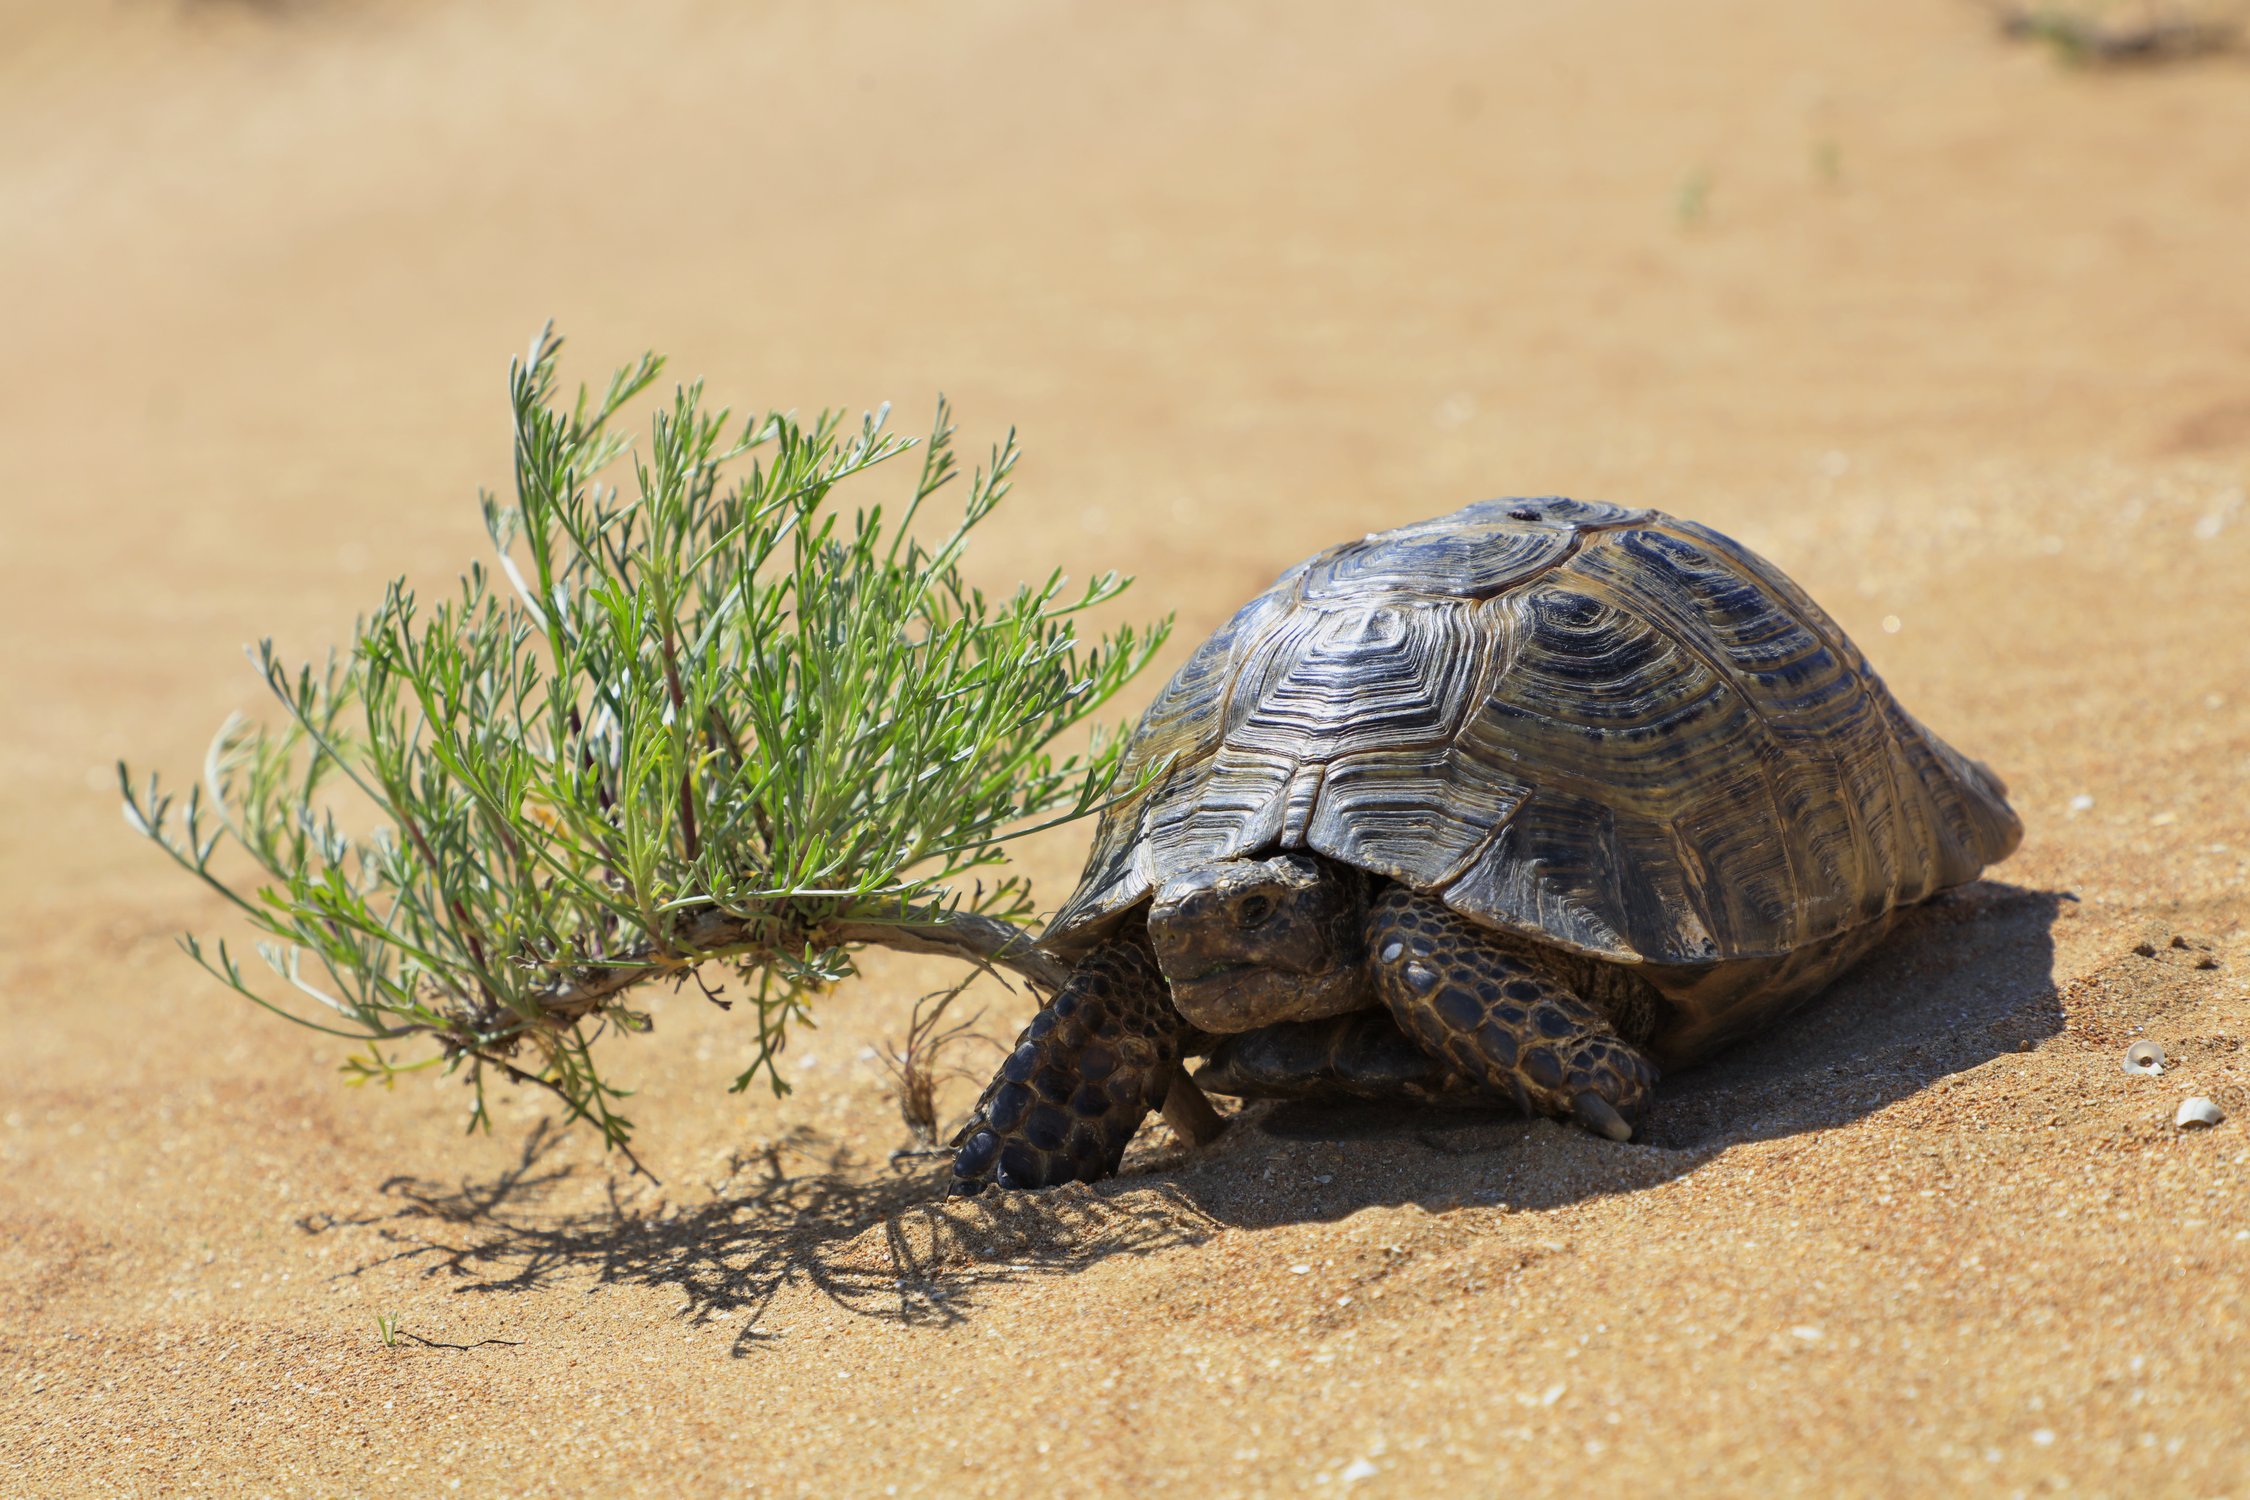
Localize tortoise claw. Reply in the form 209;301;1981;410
1570;1090;1636;1142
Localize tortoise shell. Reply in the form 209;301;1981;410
1046;498;2021;1063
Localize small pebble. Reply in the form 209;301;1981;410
2176;1097;2224;1129
2122;1041;2166;1077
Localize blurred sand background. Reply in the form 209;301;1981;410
3;0;2249;1494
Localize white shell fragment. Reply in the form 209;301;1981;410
2121;1041;2167;1077
2176;1097;2225;1129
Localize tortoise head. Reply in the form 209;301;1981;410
1147;853;1371;1032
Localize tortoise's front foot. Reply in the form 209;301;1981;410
1367;887;1658;1141
949;940;1189;1194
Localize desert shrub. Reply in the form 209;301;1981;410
122;329;1166;1168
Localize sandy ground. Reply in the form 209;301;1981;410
3;0;2248;1494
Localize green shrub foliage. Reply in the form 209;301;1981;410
123;329;1166;1164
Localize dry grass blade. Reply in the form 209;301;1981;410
880;978;1001;1151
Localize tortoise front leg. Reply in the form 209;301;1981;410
949;939;1193;1193
1365;887;1658;1141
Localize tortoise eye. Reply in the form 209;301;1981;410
1235;894;1275;928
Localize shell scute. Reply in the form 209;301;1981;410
1304;743;1531;886
1299;520;1565;603
1141;745;1300;871
1224;598;1485;759
1439;792;1638;959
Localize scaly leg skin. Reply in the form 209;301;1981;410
1194;1011;1475;1106
949;938;1190;1194
1366;886;1658;1141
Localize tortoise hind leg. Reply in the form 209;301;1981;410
1194;1012;1477;1106
949;939;1189;1194
1366;886;1659;1141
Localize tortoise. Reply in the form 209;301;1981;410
949;497;2020;1193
